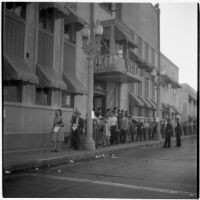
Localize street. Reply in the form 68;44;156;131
3;137;197;198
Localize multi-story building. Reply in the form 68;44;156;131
160;53;182;125
3;2;186;152
176;83;197;123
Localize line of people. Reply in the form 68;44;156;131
50;107;194;152
93;107;158;147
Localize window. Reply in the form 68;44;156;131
3;82;22;102
36;88;52;105
145;78;149;98
39;8;54;33
64;23;76;44
138;82;142;96
100;3;112;13
6;2;26;19
62;92;74;108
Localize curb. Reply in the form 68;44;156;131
3;135;195;173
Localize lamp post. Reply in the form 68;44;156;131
151;67;166;140
81;15;103;150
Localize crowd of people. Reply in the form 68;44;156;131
93;107;158;147
50;107;197;152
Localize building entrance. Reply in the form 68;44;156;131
94;94;106;116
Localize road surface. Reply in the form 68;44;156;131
3;137;197;198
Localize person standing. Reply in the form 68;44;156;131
51;109;64;152
71;111;84;150
143;119;149;141
119;111;129;143
151;118;157;139
175;118;182;147
163;118;173;148
108;111;118;145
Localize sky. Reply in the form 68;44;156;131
159;3;197;91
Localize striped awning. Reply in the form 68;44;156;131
129;93;145;107
3;54;39;84
36;64;66;90
145;98;156;110
138;96;152;108
63;72;87;95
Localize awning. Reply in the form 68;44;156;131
145;98;156;110
170;105;181;115
64;4;85;28
36;64;66;90
3;54;39;84
129;93;145;107
63;72;87;95
39;2;69;17
150;99;157;108
138;96;152;108
101;19;138;49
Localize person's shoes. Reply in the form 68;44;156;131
56;149;61;152
167;146;170;148
162;146;166;148
52;149;56;152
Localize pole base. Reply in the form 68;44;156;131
82;137;96;151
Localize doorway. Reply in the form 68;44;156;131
94;94;106;116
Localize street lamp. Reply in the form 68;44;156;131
151;67;166;140
81;19;103;150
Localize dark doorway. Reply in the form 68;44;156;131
94;94;106;116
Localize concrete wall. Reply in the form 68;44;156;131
4;102;73;151
121;3;158;50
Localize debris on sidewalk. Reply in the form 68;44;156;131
35;168;39;171
68;160;74;163
141;146;146;149
4;170;11;174
95;155;102;159
111;154;118;159
57;169;62;173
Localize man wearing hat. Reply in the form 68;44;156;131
175;118;182;147
163;118;173;148
71;111;84;150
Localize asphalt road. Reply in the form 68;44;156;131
3;137;197;199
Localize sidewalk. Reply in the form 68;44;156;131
3;135;195;172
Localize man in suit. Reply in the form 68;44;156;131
163;118;173;148
71;111;84;150
175;118;182;147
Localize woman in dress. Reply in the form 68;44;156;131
51;109;64;152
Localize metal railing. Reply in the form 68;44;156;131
94;53;142;79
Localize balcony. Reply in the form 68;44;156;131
94;54;142;83
129;49;153;72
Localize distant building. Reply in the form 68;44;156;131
160;53;182;126
176;83;197;123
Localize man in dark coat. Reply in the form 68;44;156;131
71;112;84;150
175;118;182;147
163;118;173;148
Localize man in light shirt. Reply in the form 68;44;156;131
119;111;129;144
108;111;118;145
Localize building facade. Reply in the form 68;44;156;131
160;53;182;126
176;83;197;123
3;2;192;152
